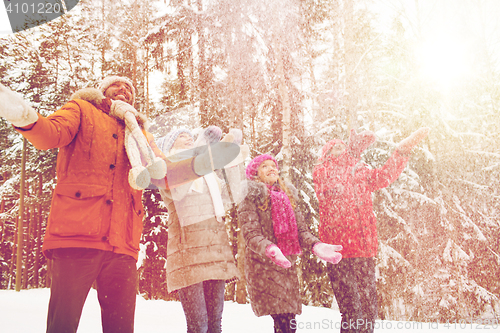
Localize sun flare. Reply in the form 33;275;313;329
415;33;472;90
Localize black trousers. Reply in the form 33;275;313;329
46;248;138;333
271;313;296;333
327;257;377;333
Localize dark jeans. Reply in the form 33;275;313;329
177;279;226;333
327;257;377;333
271;313;296;333
46;248;138;333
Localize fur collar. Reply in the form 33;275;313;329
70;88;148;128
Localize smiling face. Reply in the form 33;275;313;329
104;82;133;104
256;159;279;185
327;141;347;158
172;133;194;150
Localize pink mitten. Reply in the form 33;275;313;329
265;244;292;268
312;243;342;264
347;129;376;159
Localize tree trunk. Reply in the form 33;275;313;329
33;174;43;288
274;42;292;182
23;204;33;289
196;0;209;123
144;46;150;117
101;0;106;76
8;226;16;290
343;0;358;131
15;137;27;292
33;204;41;288
0;199;4;244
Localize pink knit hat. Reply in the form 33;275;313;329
245;154;278;180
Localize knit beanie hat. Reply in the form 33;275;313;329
245;154;278;180
99;76;136;105
157;128;193;155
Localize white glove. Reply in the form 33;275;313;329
0;83;38;127
222;129;247;168
228;128;243;145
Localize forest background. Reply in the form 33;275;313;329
0;0;499;323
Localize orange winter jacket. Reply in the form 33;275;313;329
16;97;197;260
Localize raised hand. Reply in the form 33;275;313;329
397;127;430;155
347;129;376;159
0;83;38;127
228;128;243;145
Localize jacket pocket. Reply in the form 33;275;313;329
48;183;107;236
127;192;144;251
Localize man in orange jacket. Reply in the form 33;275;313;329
0;76;238;333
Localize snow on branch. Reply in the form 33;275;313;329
465;150;500;158
443;239;470;265
482;163;500;171
451;178;489;191
377;110;408;119
377;243;411;270
392;188;436;205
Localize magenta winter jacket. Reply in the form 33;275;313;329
313;140;409;258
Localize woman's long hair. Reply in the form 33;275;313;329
256;177;296;211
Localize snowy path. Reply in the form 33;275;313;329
1;288;498;332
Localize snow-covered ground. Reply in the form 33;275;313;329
1;288;499;332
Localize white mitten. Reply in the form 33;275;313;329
0;83;38;127
222;129;248;168
228;128;243;145
221;133;235;143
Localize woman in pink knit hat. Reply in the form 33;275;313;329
238;154;343;333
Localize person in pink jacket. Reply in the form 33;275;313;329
313;128;429;333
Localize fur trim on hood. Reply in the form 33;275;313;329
70;88;148;129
